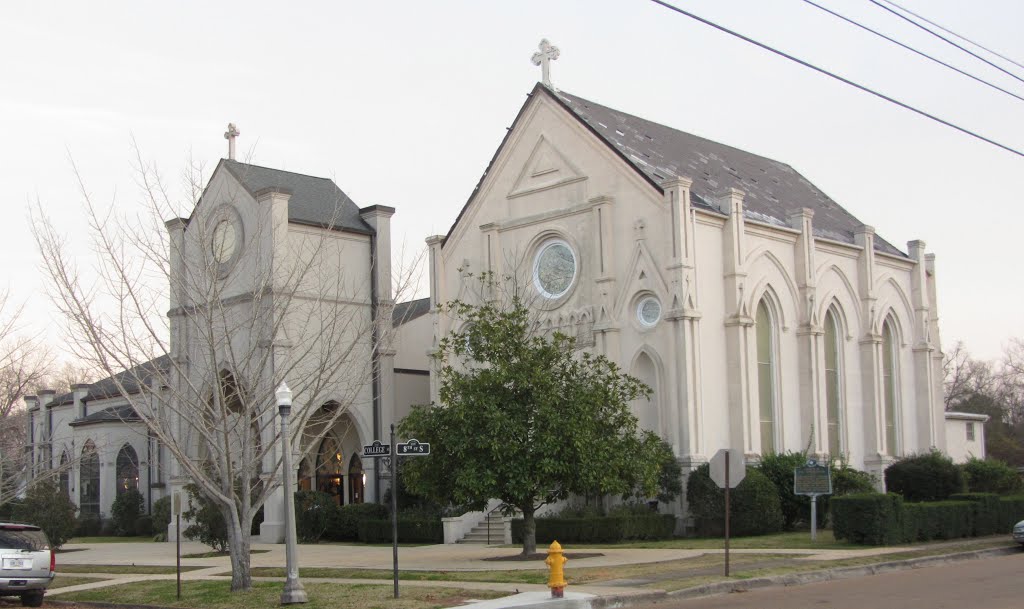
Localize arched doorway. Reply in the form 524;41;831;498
630;351;660;434
116;444;139;495
315;435;344;505
348;454;364;504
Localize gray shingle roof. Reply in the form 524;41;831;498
68;404;141;427
221;160;372;234
549;88;904;257
393;297;430;327
46;356;169;416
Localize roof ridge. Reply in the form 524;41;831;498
224;159;335;184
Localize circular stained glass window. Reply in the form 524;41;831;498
533;239;576;299
211;219;237;264
637;297;661;327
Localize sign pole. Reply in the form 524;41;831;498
810;495;817;541
173;491;181;600
724;450;730;577
391;424;399;599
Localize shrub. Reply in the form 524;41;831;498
326;503;389;541
182;484;228;552
111;489;144;536
511;513;676;544
757;452;811;531
687;463;784;537
949;493;1001;536
961;458;1022;495
997;495;1024;531
134;515;154;537
910;501;975;540
831;460;877;495
12;480;77;549
74;514;102;537
100;519;118;536
357;518;443;543
885;450;964;502
151;496;172;537
831;493;904;545
294;491;338;543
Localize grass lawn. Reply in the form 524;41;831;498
182;549;270;559
250;567;549;585
66;536;154;544
565;530;858;550
51;575;110;589
59;564;207;575
58;580;505;609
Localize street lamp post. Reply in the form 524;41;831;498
277;382;308;605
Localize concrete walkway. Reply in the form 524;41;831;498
47;539;1010;607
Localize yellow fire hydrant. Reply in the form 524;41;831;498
545;540;568;598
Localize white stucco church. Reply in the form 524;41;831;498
24;42;984;541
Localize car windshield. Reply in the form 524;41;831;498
0;527;48;551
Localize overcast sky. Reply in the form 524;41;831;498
2;0;1021;363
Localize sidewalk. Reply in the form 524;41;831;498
47;539;1019;607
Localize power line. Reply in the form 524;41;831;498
801;0;1024;105
880;0;1024;73
646;0;1024;159
866;0;1024;87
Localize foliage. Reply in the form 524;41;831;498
831;459;877;495
399;292;663;554
633;437;683;505
831;493;905;545
998;495;1024;531
948;493;1001;536
74;514;102;537
182;484;228;553
11;479;76;549
686;463;784;537
110;489;145;536
757;451;811;531
151;496;172;535
884;450;965;502
356;518;443;543
294;491;337;543
134;515;154;537
960;457;1022;494
511;513;675;544
326;503;389;541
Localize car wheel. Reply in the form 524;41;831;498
20;591;44;607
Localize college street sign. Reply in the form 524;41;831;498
362;440;391;458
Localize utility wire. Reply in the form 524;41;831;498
646;0;1024;159
866;0;1024;86
880;0;1024;73
801;0;1024;105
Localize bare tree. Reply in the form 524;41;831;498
943;340;997;409
32;151;418;591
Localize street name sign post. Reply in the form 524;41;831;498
793;459;832;541
397;439;431;456
362;440;391;458
709;449;745;576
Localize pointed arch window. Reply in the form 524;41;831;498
824;309;843;456
348;454;365;504
882;318;899;455
116;444;139;495
80;440;100;516
756;300;777;454
59;451;71;498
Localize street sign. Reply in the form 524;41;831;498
363;440;391;458
397;439;431;456
709;448;745;489
794;461;832;496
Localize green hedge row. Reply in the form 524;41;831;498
356;518;443;543
510;514;676;544
832;492;1024;545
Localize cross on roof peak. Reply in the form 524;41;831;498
224;123;240;160
531;39;560;89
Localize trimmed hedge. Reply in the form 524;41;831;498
961;458;1022;494
357;518;443;543
687;464;784;537
885;451;964;502
326;503;389;541
834;492;1022;545
510;514;676;544
831;493;904;545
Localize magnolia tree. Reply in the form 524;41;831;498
400;277;665;556
32;156;416;591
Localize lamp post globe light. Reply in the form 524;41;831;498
277;381;307;604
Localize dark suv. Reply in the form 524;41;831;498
0;523;54;607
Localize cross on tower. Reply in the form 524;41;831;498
531;39;560;89
224;123;240;160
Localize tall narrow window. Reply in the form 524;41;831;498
824;310;842;456
116;444;139;495
882;319;898;455
59;451;70;497
756;300;776;453
80;440;100;516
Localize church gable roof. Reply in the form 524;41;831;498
220;160;373;235
547;88;904;257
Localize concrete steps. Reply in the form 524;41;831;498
456;510;507;544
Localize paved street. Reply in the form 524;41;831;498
631;552;1024;609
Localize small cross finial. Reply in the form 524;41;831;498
531;39;560;89
224;123;240;160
